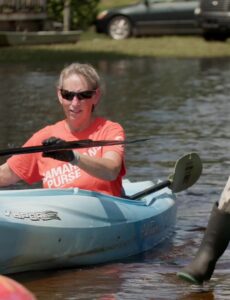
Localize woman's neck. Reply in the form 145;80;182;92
65;116;96;133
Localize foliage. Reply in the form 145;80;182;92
47;0;100;30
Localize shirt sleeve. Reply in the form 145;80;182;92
101;121;126;156
7;134;43;184
101;121;126;177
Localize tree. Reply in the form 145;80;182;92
63;0;70;31
47;0;100;31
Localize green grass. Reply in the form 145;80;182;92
78;32;230;58
1;30;230;63
99;0;137;11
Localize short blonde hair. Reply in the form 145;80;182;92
58;63;101;90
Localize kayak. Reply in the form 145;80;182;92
0;179;177;274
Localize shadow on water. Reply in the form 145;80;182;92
0;48;136;64
0;56;230;299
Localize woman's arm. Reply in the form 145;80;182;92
42;137;124;181
0;162;21;186
72;150;122;181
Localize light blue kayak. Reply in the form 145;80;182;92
0;179;177;274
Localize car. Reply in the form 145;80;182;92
196;0;230;41
95;0;201;40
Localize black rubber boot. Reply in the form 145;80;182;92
177;202;230;284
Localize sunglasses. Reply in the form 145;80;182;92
60;89;96;101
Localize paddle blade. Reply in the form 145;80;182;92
170;152;202;193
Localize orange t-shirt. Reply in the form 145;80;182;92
7;117;126;197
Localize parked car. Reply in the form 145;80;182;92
95;0;201;40
196;0;230;41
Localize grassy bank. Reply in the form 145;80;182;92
99;0;136;10
1;31;230;63
77;32;230;58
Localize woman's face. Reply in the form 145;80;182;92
58;74;99;132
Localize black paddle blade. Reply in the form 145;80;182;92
169;152;202;193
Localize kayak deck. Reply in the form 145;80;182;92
0;180;177;274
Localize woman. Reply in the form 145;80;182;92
0;63;126;196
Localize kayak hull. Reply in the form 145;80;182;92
0;180;177;274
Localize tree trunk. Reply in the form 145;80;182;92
63;0;71;31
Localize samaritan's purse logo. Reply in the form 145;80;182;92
4;210;61;221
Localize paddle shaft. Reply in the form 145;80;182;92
130;180;171;200
0;138;151;157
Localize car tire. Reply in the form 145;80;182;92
203;30;228;42
107;16;132;40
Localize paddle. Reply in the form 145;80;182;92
0;139;202;200
130;152;202;200
0;138;152;157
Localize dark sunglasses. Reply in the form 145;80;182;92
60;89;96;101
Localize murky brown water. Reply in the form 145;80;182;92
0;57;230;299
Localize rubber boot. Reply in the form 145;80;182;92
177;202;230;284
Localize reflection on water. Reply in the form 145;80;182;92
0;57;230;299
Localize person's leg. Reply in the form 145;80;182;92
177;176;230;284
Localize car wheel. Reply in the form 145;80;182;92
107;16;132;40
203;31;228;42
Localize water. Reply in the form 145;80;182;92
0;57;230;299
